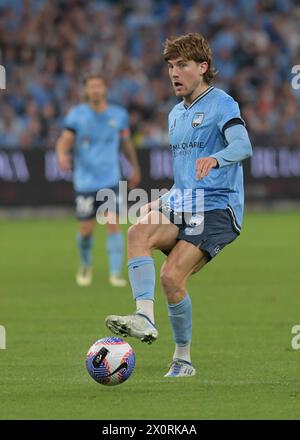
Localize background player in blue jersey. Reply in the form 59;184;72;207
56;74;140;287
105;33;252;377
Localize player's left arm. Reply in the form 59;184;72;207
196;124;252;180
120;136;141;189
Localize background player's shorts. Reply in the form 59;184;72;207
75;186;120;221
159;205;239;261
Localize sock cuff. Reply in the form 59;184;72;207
168;294;191;313
128;256;154;269
107;231;122;238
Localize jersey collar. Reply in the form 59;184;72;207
183;86;214;110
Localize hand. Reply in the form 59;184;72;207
139;199;160;218
139;202;152;218
129;168;141;189
196;157;218;180
57;153;72;171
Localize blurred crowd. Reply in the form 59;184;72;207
1;0;300;150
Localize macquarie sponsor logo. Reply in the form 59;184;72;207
171;141;205;157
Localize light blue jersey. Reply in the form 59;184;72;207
167;86;249;231
64;103;129;192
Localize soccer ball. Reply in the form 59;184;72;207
85;337;135;386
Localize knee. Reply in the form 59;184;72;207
106;222;120;234
79;222;93;237
128;223;149;246
160;265;180;295
160;264;186;303
105;211;119;232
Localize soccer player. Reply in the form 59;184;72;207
56;74;141;287
105;33;252;377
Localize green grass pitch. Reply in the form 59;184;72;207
0;211;300;420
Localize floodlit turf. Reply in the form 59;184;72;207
0;211;300;420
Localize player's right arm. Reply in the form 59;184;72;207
56;129;75;171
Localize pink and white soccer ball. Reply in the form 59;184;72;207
86;337;135;386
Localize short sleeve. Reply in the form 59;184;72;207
64;108;78;133
217;96;245;135
119;109;130;139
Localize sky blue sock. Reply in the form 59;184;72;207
128;256;155;301
106;231;124;275
76;233;93;266
168;294;192;347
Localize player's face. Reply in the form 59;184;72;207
85;78;107;104
167;57;208;99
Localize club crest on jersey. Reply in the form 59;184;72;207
191;112;204;128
